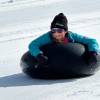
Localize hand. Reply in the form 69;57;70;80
36;54;48;67
83;51;97;66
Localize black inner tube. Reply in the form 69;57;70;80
20;43;100;79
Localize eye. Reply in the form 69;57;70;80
51;28;65;33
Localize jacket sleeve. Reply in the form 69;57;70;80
69;31;99;53
28;32;51;57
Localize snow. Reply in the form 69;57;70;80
0;0;100;100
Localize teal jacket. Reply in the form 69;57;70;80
29;31;99;57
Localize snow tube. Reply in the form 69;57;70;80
20;43;100;79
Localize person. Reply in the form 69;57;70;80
29;13;99;67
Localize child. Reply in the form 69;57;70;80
29;13;99;67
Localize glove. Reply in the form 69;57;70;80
36;54;48;67
83;51;98;66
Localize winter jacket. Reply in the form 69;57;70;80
29;31;99;57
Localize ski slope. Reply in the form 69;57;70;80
0;0;100;100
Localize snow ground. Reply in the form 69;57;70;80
0;0;100;100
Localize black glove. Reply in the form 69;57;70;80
36;54;48;67
83;51;97;66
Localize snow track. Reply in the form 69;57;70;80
0;0;100;100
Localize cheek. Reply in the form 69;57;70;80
52;34;56;38
63;33;67;37
59;33;66;38
52;33;59;37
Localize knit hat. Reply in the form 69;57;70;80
51;13;68;31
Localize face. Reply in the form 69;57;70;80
51;28;67;43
